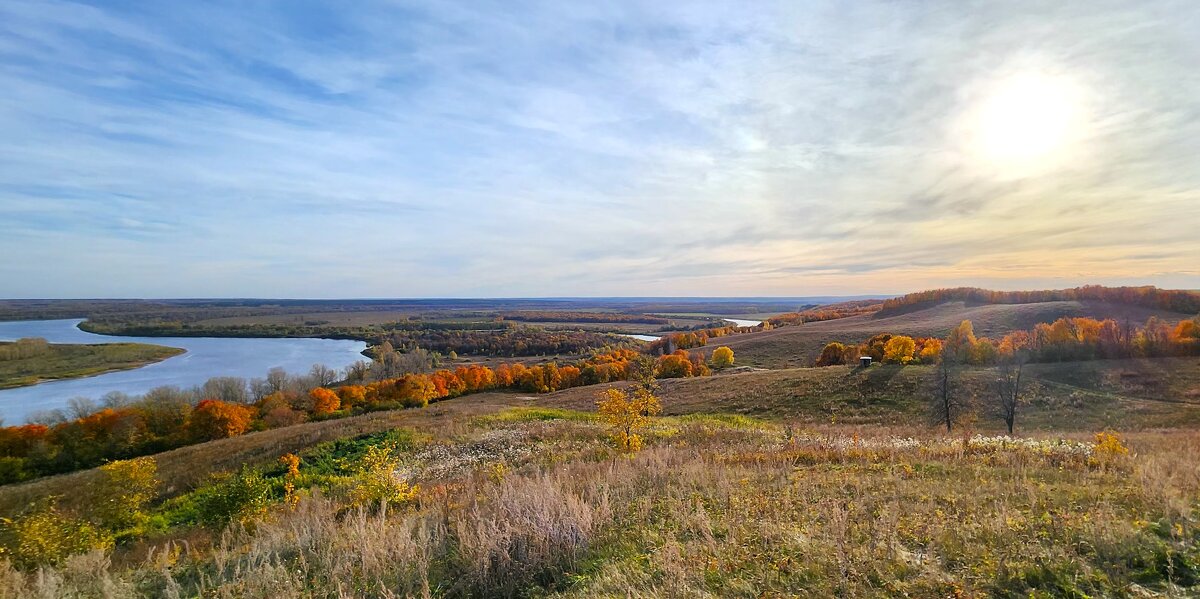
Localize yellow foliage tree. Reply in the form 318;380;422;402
918;338;943;363
1;500;111;567
349;444;419;507
711;346;735;369
280;453;301;509
882;336;916;364
1091;430;1130;469
596;387;661;451
93;457;158;530
944;320;978;362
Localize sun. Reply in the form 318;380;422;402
962;71;1086;178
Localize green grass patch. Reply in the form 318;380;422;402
156;428;424;529
669;413;775;430
483;407;599;423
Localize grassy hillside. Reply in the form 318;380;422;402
5;357;1198;517
2;295;1198;596
714;300;1195;368
0;341;185;389
0;406;1196;597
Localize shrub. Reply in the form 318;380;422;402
711;346;735;369
0;500;112;568
596;387;661;451
816;342;847;366
347;443;419;508
91;457;158;530
1091;430;1130;469
178;467;273;527
280;453;300;509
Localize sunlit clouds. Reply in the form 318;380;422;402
0;0;1197;297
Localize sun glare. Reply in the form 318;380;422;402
963;72;1086;178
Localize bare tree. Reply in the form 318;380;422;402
994;350;1028;435
931;356;956;432
266;367;288;393
345;360;371;383
309;364;337;387
202;376;249;404
67;397;98;420
930;356;973;432
249;378;273;402
628;354;660;393
369;347;436;381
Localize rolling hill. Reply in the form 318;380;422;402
711;299;1196;368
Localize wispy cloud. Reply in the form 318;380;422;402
0;0;1197;297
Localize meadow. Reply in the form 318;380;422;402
0;407;1195;597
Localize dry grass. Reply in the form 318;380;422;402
0;413;1196;597
538;358;1200;430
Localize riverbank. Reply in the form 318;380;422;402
0;341;186;390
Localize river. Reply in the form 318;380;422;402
725;318;762;328
0;319;368;423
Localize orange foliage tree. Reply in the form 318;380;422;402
308;387;341;416
188;400;253;441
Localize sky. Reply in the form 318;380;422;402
0;0;1197;298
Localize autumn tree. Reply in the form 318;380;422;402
711;346;735;369
91;456;158;530
882;336;916;364
188;399;253;441
816;342;847;366
280;453;300;509
863;334;894;362
308;387;341;416
596;387;661;451
656;350;695;378
917;338;943;363
944;320;978;363
349;443;419;508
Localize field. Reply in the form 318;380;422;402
0;294;1197;596
0;341;185;390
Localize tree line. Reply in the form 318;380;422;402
766;300;884;327
499;311;669;324
815;314;1200;368
815;314;1200;435
0;345;737;485
877;285;1200;316
646;324;766;354
378;325;637;357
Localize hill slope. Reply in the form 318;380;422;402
713;300;1195;368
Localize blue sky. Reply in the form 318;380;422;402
1;0;1198;298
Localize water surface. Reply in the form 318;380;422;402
725;318;762;327
0;319;367;423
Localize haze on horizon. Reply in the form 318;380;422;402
1;1;1198;299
